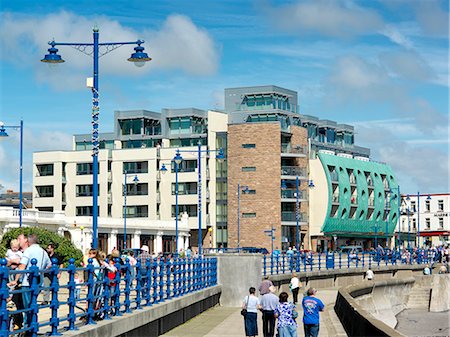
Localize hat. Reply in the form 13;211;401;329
141;245;149;252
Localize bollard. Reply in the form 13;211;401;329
66;259;77;330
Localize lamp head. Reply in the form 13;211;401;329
406;195;410;201
160;164;168;174
281;180;287;190
41;42;65;64
0;122;8;137
174;151;183;165
133;175;139;185
308;180;315;188
127;42;151;67
216;148;225;162
426;195;432;201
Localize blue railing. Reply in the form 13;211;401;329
0;256;217;337
263;249;440;276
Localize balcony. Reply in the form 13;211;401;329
107;193;112;204
332;194;339;203
108;172;112;182
281;211;307;222
281;166;306;177
206;189;210;201
330;171;339;182
157;192;161;203
281;144;307;157
281;189;307;200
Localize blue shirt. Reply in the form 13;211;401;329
20;244;51;286
302;296;324;325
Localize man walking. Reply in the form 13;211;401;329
302;288;325;337
42;243;63;305
259;286;278;337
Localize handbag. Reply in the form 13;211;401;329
291;303;298;319
241;296;249;316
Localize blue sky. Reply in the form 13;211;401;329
0;0;448;195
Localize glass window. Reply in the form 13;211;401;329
123;161;148;174
126;183;148;196
242;167;256;172
242;213;256;218
76;206;99;216
120;119;141;135
438;200;444;211
76;184;99;197
172;182;197;195
36;185;53;197
123;205;148;218
439;218;444;228
171;204;197;217
425;200;430;212
172;160;197;173
425;218;430;229
76;163;97;175
242;144;256;148
36;164;53;176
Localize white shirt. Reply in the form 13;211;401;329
243;295;260;313
366;270;374;280
290;276;300;289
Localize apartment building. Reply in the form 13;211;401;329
33;84;399;253
398;193;450;248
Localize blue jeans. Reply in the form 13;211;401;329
22;287;32;328
304;323;320;337
278;324;297;337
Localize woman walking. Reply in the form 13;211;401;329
289;272;301;304
242;287;261;337
274;292;298;337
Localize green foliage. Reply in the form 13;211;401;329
1;227;83;266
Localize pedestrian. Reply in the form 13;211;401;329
260;285;278;337
289;272;301;304
423;265;431;275
274;291;298;337
242;287;261;337
259;276;274;295
5;238;24;330
74;272;83;300
43;243;64;305
138;245;152;299
302;288;325;337
366;268;374;280
8;234;51;332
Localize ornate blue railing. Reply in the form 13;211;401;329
263;249;440;276
0;256;217;337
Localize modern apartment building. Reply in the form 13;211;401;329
398;193;450;248
32;84;399;253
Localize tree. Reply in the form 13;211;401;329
1;227;83;266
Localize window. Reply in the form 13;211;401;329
120;119;142;135
246;189;256;194
76;206;98;216
76;184;99;197
425;200;430;212
76;163;97;175
242;144;256;148
242;166;256;172
438;200;444;211
172;160;197;173
36;185;53;198
425;218;430;229
123;161;148;174
172;182;197;195
36;164;53;176
171;204;197;217
126;183;148;196
242;213;256;218
439;218;444;229
412;218;416;230
123;205;148;218
410;201;416;212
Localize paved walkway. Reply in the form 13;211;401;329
161;288;347;337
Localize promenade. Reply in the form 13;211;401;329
161;288;347;337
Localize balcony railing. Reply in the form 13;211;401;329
281;166;306;176
281;211;307;222
281;189;307;199
281;144;307;155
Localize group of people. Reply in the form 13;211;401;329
242;274;324;337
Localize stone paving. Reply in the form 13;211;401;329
161;288;347;337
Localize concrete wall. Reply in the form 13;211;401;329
429;274;450;312
216;253;262;307
64;286;221;337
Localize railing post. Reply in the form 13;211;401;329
282;255;285;274
66;258;77;330
263;255;267;277
318;253;322;271
361;252;365;268
186;258;192;293
270;255;274;275
158;259;165;302
152;259;158;303
347;252;350;269
338;252;342;269
295;252;300;272
102;259;111;320
182;259;187;294
124;258;131;313
29;258;40;336
85;258;96;324
146;258;153;306
0;259;9;337
368;252;372;269
135;260;142;310
113;258;122;316
303;252;307;272
166;258;172;300
49;257;61;336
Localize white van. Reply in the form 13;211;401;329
340;245;363;254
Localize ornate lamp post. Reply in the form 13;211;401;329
41;27;151;249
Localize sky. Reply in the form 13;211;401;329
0;0;448;196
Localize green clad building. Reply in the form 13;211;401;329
309;151;399;251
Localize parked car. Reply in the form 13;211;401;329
340;245;363;254
241;247;269;254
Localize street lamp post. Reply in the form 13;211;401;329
406;195;411;250
41;27;151;249
123;172;139;250
0;120;24;227
384;189;392;248
237;183;249;249
173;151;183;254
396;185;401;250
175;142;224;255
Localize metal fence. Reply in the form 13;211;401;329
0;256;217;337
263;249;441;276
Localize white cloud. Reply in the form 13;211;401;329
379;51;433;81
380;25;414;49
261;0;383;38
415;0;449;37
0;11;219;90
